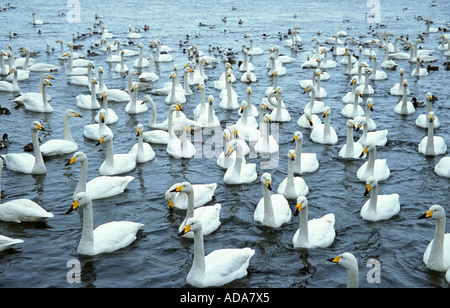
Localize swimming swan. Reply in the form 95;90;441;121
361;176;400;221
277;150;309;199
223;140;257;185
394;81;415;115
418;112;447;156
415;92;440;129
434;156;450;178
291;131;319;174
96;132;137;176
357;142;390;182
328;252;359;288
76;78;100;110
21;78;53;112
165;182;217;210
311;106;338;145
128;124;155;163
339;119;364;159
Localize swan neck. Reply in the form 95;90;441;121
105;138;115;167
367;147;376;174
149;98;157;125
75;159;88;196
63;114;74;142
368;185;378;214
262;184;276;227
346;126;354;154
79;200;95;255
185;190;195;219
295;141;302;174
32;128;45;173
347;266;359;288
429;215;446;268
296;206;309;247
425;120;435;155
190;228;206;279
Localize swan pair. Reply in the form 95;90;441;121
223;140;257;185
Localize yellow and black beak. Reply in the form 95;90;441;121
65;156;77;166
136;127;142;137
294;202;302;216
291;135;298;143
418;210;434;219
289;151;295;161
265;179;272;191
96;136;105;146
327;255;341;263
178;224;191;236
364;184;371;196
359;147;368;158
65;200;79;214
170;185;183;193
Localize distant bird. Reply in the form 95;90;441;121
0;105;11;115
0;133;9;149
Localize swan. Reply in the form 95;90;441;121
5;57;29;81
240;67;257;83
369;55;387;80
83;111;114;141
144;95;168;130
267;54;286;76
0;51;9;76
357;142;390;182
178;217;255;288
380;45;397;70
68;63;94;87
114;50;129;74
418;205;450;277
434;157;450;178
32;12;43;25
143;104;181;145
301;53;318;68
227;125;250;156
114;40;139;57
269;88;290;122
1;121;46;175
166;123;196;159
166;182;217;210
311;106;338;145
220;77;240;110
390;68;410;96
273;46;295;64
223;140;257;185
151;40;173;62
66;151;134;200
0;157;52;223
361;176;400;222
94;92;118;124
394;81;415;115
64;53;90;76
355;68;374;95
339;120;364;159
169;182;221;239
0;68;20;92
411;57;428;77
216;128;237;169
418;112;447;156
277;150;309;199
126;83;149;114
105;85;131;103
20;78;53;113
320;48;337;68
247;37;263;55
139;55;159;82
106;44;122;62
197;95;220;132
303;85;325;114
66;192;143;256
24;52;58;72
40;109;82;156
416;92;440;129
127;26;142;39
128;124;155;163
341;91;365;118
300;70;319;89
254;172;291;228
214;66;236;90
362;97;378;130
239;87;258;117
352;61;368;85
235;100;260;143
254;114;279;155
328;252;359;288
291;131;319;174
76;78;100;110
293;196;335;248
266;69;280;95
354;116;388;147
342;77;363;104
297;108;321;129
12;47;36;68
0;235;23;251
13;73;53;104
165;71;186;105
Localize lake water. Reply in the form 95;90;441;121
0;0;449;289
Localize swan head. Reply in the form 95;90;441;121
96;132;113;146
418;204;445;220
141;95;153;105
328;252;358;271
323;106;331;118
66;192;92;214
31;120;44;132
359;142;376;158
223;128;231;141
260;172;272;191
291;131;303;143
42;78;52;87
288;149;295;161
400;68;404;75
169;181;194;195
65;151;87;166
259;102;268;112
366;98;373;111
353;116;366;131
346;119;355;129
136;123;144;137
364;176;378;196
293;196;308;216
178;217;202;236
263;114;271;123
304;85;314;94
208;95;214;105
428;111;435;123
65;109;83;119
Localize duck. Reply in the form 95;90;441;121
20;78;53;113
339;119;364;159
169;182;221;239
277;150;309;199
434;156;450;178
269;88;291;122
390;68;410;96
311;106;338;145
223;140;256;185
76;78;100;110
369;54;387;80
40;109;82;157
328;252;359;288
418;112;447;156
415;92;440;129
178;217;255;288
290;131;319;174
65;151;135;200
254;172;291;228
220;77;240;110
411;57;428;77
357;142;390;182
0;156;53;223
341;91;365;118
293;196;335;248
96;132;137;176
65;192;143;256
361;176;400;222
138;55;159;82
254;114;279;155
394;81;415;115
354;116;388;147
165;182;217;210
0;133;9;149
418;204;450;277
0;68;20;92
125;83;149;114
1;121;46;175
128;124;155;163
94;92;118;124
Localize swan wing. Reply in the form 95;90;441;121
93;221;143;254
86;176;134;200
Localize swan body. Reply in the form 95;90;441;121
254;172;291;228
0;68;20;92
129;124;155;163
297;109;321;129
0;235;24;250
394;81;415;115
96;132;137;176
277;150;309;199
178;217;255;288
94;92;118;124
311;106;338;145
361;176;400;221
21;78;53;112
68;63;94;87
151;40;173;62
166;123;196;159
269;88;291;122
303;85;325;114
66;151;134;200
357;143;390;182
66;192;143;256
254;114;279;155
390;69;410;96
76;78;101;110
223;140;257;185
139;55;159;82
83;109;113;141
341;91;365;118
165;183;217;210
105;88;131;102
293;196;335;248
143;104;181;145
1;121;46;175
418;112;447;156
339;120;364;159
291;131;319;174
354;116;388;147
434;157;450;178
125;83;149;114
248;37;263;55
40;109;82;156
342;77;363;104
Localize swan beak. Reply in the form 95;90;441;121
136;127;142;137
170;185;183;193
226;146;234;158
294;202;302;216
65;156;76;166
74;112;82;118
168;200;174;209
303;88;309;94
291;135;298;143
308;118;313;126
369;103;373;112
65;200;79;214
176;103;183;112
418;210;434;219
364;184;371;196
356;124;361;131
429;114;434;122
359;147;368;158
100;114;105;123
178;224;191;236
234;129;239;138
328;256;341;263
265;179;272;191
96;137;104;146
37;124;44;131
323;111;328;118
289;152;295;161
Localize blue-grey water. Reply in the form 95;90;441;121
0;0;449;289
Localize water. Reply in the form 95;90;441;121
0;0;449;289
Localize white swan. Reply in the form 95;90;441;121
178;217;255;288
254;114;279;155
64;52;90;76
169;182;221;239
380;45;397;70
269;88;291;122
418;205;450;277
66;151;134;200
238;48;254;72
151;40;173;62
143;104;180;145
357;142;390;182
68;63;94;87
267;54;286;76
254;172;291;228
291;131;319;174
416;92;440;129
76;78;100;110
106;44;121;63
167;123;196;159
0;68;20;92
165;182;217;210
328;252;359;288
434;157;450;178
297;108;321;129
390;68;410;96
293;196;335;248
248;37;263;55
354;116;388;147
240;68;257;83
0;235;23;251
66;192;143;256
277;150;309;199
13;47;36;68
411;57;428;77
341;91;365;118
216;128;237;169
220;77;240;110
303;85;325;114
197;95;220;133
418;112;447;156
114;50;129;74
14;73;53;104
96;132;137;176
40;109;82;156
83;109;113;141
139;55;159;82
342;77;363;104
125;83;149;114
105;86;131;103
94;92;118;124
32;12;43;25
369;55;387;80
165;71;186;105
21;78;53;112
1;121;46;175
355;68;374;95
223;140;257;185
114;40;138;57
394;81;415;115
311;106;338;145
129;124;155;163
0;156;53;223
361;176;400;222
339;120;364;159
235;99;260;143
